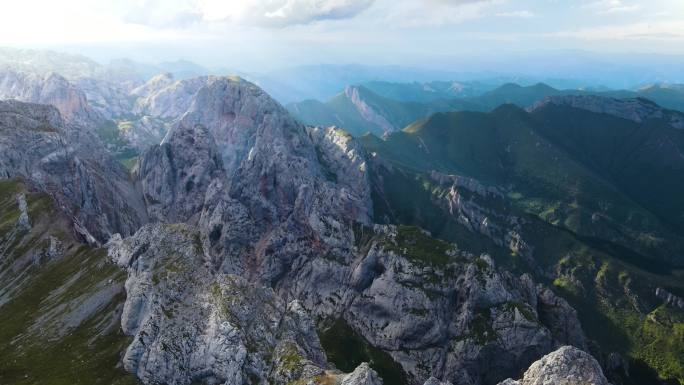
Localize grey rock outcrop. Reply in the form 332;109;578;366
655;287;684;309
131;73;208;119
536;287;586;349
0;69;102;126
116;115;169;150
496;346;609;385
137;76;372;230
0;100;147;242
103;74;219;151
111;77;589;385
107;223;330;385
74;76;135;119
135;120;225;223
16;193;31;230
340;363;383;385
423;377;453;385
344;85;396;134
339;232;582;385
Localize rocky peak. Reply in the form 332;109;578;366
344;85;395;134
132;74;213;119
161;76;371;227
655;287;684;309
0;69;102;126
133;76;371;278
121;78;596;385
340;363;384;385
130;72;175;96
74;76;135;119
180;76;306;175
497;346;609;385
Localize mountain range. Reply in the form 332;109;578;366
288;82;684;137
0;49;683;385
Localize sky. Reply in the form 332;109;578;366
1;0;683;72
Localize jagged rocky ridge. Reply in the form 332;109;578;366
532;94;684;129
0;100;146;243
0;69;102;126
105;77;601;385
0;66;227;154
0;74;618;385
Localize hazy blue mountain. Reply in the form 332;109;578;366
289;81;684;137
287;82;568;136
360;80;497;102
287;85;484;136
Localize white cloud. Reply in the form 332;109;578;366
495;10;536;18
0;0;207;45
118;0;203;28
551;20;684;41
116;0;377;28
582;0;640;14
370;0;500;28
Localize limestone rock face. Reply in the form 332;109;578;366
423;377;453;385
0;100;147;242
107;223;329;385
16;193;31;230
338;233;578;385
132;73;209;119
344;85;396;134
307;126;373;224
536;287;586;350
93;74;215;151
0;74;596;385
116;77;590;385
655;287;684;309
135;76;372;235
135;120;225;223
496;346;609;385
340;363;384;385
74;76;135;119
0;69;102;126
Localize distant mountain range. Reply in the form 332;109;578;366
288;82;684;136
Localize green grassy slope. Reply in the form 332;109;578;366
466;82;564;110
530;104;684;233
0;179;138;385
363;105;684;264
95;120;139;169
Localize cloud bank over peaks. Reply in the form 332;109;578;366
117;0;376;28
